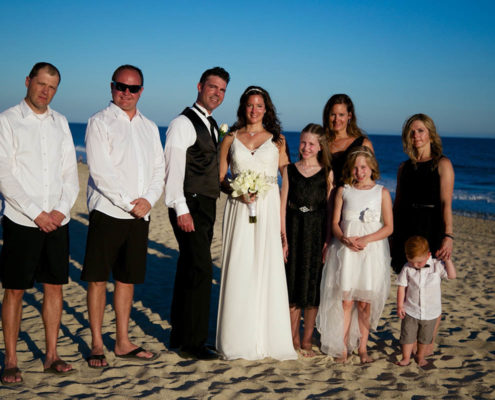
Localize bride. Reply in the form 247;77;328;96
216;86;298;361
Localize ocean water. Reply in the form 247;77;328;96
70;123;495;220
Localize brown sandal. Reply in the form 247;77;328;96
1;367;23;385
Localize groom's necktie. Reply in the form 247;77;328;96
193;104;218;146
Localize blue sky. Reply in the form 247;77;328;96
1;0;494;137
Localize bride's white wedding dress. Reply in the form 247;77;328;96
216;136;297;361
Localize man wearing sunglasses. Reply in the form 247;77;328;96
82;65;165;368
164;66;230;360
0;62;79;384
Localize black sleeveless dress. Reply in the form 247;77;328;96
390;158;445;273
285;164;327;308
331;136;365;186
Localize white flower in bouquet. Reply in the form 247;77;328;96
229;170;272;223
360;208;380;223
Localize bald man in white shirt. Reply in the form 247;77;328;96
0;62;79;384
81;65;165;368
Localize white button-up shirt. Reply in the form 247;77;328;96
86;102;165;220
164;103;217;217
0;100;79;227
396;256;449;320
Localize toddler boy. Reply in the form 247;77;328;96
396;236;456;367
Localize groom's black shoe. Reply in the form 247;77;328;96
179;345;219;360
169;338;180;349
169;330;181;349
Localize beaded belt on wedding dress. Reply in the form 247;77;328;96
265;176;277;184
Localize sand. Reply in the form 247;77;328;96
1;164;494;399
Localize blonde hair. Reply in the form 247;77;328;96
404;236;430;259
341;146;380;185
402;113;443;168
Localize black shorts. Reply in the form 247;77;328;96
81;210;150;284
0;216;69;289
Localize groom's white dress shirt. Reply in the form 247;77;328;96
164;103;217;217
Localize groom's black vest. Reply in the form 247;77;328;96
181;107;220;199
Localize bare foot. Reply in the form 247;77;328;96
335;351;347;363
359;351;373;364
417;358;428;367
424;344;435;357
299;344;316;358
395;359;410;366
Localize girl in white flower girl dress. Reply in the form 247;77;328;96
316;146;393;363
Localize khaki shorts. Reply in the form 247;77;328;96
400;314;437;345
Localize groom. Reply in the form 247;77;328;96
164;66;230;359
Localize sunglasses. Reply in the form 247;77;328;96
112;81;142;94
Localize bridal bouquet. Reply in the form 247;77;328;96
229;170;271;223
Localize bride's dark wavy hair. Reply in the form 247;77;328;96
230;86;282;144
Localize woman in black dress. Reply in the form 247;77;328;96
391;113;455;271
322;94;374;186
391;113;455;354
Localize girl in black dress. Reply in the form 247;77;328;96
281;123;333;356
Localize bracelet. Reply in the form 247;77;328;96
444;233;454;240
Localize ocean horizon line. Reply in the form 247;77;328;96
66;122;495;140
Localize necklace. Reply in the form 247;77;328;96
248;131;259;137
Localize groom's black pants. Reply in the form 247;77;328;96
168;193;216;349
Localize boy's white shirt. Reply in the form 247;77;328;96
396;256;448;320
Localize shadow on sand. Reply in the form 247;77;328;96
0;212;222;364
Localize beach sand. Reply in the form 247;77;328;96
1;164;494;399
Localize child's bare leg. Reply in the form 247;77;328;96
301;307;317;356
425;316;441;356
338;300;353;362
289;306;302;350
357;301;372;363
396;343;414;366
416;343;429;367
